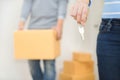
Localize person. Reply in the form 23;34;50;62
18;0;68;80
71;0;120;80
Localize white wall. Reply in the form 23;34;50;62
0;0;103;80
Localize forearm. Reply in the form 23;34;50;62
54;19;64;40
18;21;25;29
57;19;64;29
77;0;90;4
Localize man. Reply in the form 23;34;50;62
71;0;120;80
18;0;68;80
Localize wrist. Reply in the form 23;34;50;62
77;0;89;4
57;19;64;29
19;21;25;28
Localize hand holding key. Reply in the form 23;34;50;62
70;0;90;40
71;0;89;26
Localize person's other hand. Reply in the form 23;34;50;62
71;0;89;26
18;21;25;30
52;26;63;40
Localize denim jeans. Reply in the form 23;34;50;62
28;60;56;80
97;19;120;80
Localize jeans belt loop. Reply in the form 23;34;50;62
106;19;112;32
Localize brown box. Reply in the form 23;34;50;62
63;61;94;75
73;52;92;62
59;72;95;80
14;30;60;59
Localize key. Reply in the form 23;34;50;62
78;24;85;40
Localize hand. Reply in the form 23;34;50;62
18;21;25;30
53;26;63;40
71;0;89;26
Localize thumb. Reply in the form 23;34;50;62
81;21;86;26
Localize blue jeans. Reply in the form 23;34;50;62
97;19;120;80
28;60;56;80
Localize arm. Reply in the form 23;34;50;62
19;0;33;30
54;0;68;40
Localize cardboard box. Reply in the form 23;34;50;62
73;52;92;62
59;72;95;80
63;61;94;75
14;30;60;59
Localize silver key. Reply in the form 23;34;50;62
78;24;85;40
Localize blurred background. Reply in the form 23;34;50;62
0;0;103;80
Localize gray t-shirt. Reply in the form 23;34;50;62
21;0;68;29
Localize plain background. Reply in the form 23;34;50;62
0;0;103;80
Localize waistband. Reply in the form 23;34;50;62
102;18;120;26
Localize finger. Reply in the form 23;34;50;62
81;16;87;26
71;3;78;18
77;4;83;23
57;34;60;40
57;35;60;40
81;5;88;23
70;5;75;16
74;16;77;20
57;31;61;40
54;28;58;40
59;31;62;40
18;27;21;30
54;28;59;40
58;36;61;40
81;21;86;26
19;28;22;31
57;33;62;40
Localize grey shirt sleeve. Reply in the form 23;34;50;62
20;0;33;22
58;0;68;19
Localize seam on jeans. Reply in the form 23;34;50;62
106;19;112;32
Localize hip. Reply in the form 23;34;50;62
97;19;120;56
